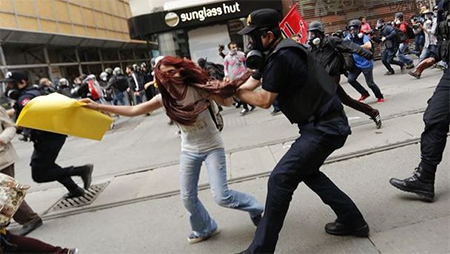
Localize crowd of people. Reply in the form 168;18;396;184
0;1;448;253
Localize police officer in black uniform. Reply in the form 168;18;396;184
307;20;382;129
389;0;450;202
1;71;94;199
236;9;369;254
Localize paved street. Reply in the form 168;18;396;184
9;60;450;253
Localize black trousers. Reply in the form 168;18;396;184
420;68;450;173
30;131;78;192
247;127;365;253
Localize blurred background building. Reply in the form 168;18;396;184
0;0;157;84
127;0;426;65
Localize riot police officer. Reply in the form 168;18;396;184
389;0;450;202
236;9;368;254
1;71;94;199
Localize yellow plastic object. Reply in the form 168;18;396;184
16;93;113;141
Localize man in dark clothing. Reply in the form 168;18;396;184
236;9;369;254
389;0;450;202
376;19;407;75
1;71;94;199
307;20;382;129
126;65;145;105
106;67;128;106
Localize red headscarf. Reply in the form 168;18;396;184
154;56;250;125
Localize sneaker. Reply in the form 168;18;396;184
250;105;256;111
370;110;382;129
240;108;249;115
187;228;220;244
408;70;421;79
357;94;370;102
68;249;79;254
384;71;395;75
400;65;407;74
376;98;385;103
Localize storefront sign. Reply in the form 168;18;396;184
129;0;282;40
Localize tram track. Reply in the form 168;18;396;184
31;108;435;222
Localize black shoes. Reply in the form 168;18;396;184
325;220;369;237
64;187;85;199
14;217;43;236
73;164;94;190
370;110;382;129
389;167;435;202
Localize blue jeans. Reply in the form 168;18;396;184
398;43;413;65
347;67;384;99
180;148;264;237
113;91;126;106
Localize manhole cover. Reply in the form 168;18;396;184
50;182;110;211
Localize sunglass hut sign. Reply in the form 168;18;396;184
164;2;241;27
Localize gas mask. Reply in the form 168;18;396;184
395;20;401;25
4;82;20;101
230;49;237;55
245;29;274;70
308;32;321;46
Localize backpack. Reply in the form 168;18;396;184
405;25;415;39
206;62;225;80
207;100;223;131
394;27;407;43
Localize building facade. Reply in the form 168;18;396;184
128;0;426;66
0;0;155;85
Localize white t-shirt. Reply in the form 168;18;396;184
155;87;223;153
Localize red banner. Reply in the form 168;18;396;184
279;3;308;44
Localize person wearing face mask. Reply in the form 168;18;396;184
81;56;264;245
344;19;385;103
376;18;407;75
408;9;440;78
393;12;415;69
307;21;382;129
223;42;255;115
236;9;369;254
389;0;450;202
359;16;373;38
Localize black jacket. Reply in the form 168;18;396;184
309;36;372;76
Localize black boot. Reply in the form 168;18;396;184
72;164;94;190
389;165;435;202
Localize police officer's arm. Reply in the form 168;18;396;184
236;71;277;109
80;96;162;117
237;87;277;109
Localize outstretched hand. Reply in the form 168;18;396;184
79;98;99;110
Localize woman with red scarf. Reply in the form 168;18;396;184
80;56;263;244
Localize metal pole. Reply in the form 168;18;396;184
98;49;105;71
75;47;82;75
0;44;8;76
43;46;54;81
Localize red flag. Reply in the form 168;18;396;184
279;3;308;44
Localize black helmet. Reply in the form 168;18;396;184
395;12;404;19
307;21;325;33
348;19;361;30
